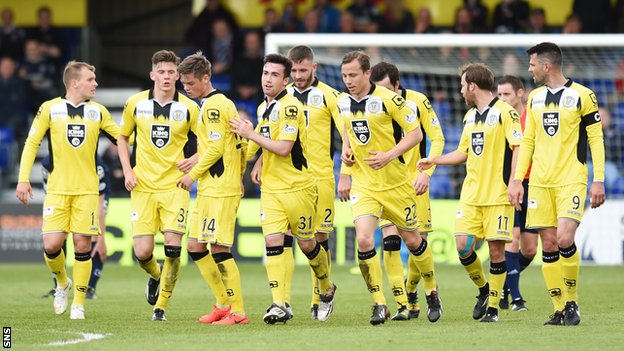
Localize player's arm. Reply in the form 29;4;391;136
99;106;120;144
178;108;227;191
419;99;445;177
583;94;606;208
365;98;422;170
514;99;535;182
16;104;51;205
118;100;138;192
418;123;467;171
177;105;200;173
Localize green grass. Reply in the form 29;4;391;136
2;263;624;350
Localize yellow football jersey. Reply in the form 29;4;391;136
247;90;313;193
120;89;200;192
515;79;605;186
401;88;445;180
287;78;343;181
338;84;419;191
189;90;245;197
18;97;119;195
458;97;522;206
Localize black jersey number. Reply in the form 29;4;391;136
497;215;509;231
298;216;312;230
324;209;332;223
572;195;581;210
404;204;416;222
203;218;216;233
177;208;186;223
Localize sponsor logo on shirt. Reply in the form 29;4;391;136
351;119;371;145
471;131;484;156
151;124;171;149
67;123;86;148
542;111;559;137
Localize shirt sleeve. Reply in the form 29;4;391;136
100;106;120;144
188;103;227;181
18;102;51;182
582;91;605;182
514;98;536;181
418;97;445;176
504;107;523;147
277;103;302;142
389;93;420;133
119;99;137;137
457;114;470;155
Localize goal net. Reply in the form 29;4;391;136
266;33;624;199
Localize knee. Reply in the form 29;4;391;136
73;237;91;253
297;239;314;253
133;246;152;261
187;239;205;252
357;235;374;252
455;236;474;258
522;246;537;258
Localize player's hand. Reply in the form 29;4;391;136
92;236;107;263
413;172;431;196
417;158;434;172
250;157;262;185
364;151;393;170
507;180;524;211
341;147;355;167
16;182;33;205
229;118;254;139
176;154;198;174
177;174;194;191
337;174;352;202
589;181;606;208
123;170;137;192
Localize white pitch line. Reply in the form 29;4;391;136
46;332;111;347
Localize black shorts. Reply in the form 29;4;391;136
514;179;538;234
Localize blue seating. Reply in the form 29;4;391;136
0;127;15;170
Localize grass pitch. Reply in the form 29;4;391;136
2;263;623;350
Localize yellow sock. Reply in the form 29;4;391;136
406;254;421;292
409;239;437;294
488;261;507;309
72;252;92;306
306;244;331;292
383;235;407;308
190;250;228;307
44;249;68;288
138;254;161;280
460;251;487;289
215;253;245;314
542;251;565;312
310;241;332;306
265;246;286;306
155;246;181;311
283;238;295;305
560;243;580;302
358;249;385;305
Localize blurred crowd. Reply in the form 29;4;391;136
2;0;624;198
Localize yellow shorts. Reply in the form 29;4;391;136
130;189;190;236
526;183;587;228
379;189;432;232
455;203;513;242
260;186;317;240
42;194;100;235
314;178;335;234
188;195;240;246
350;183;418;231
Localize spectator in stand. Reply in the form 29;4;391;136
339;11;357;33
0;7;26;61
313;0;341;33
492;0;530;33
454;7;476;34
231;30;264;104
562;14;583;34
207;18;240;90
19;38;58;113
300;9;321;33
464;0;489;32
263;8;286;34
347;0;379;33
26;7;65;67
0;56;30;143
414;7;437;34
573;0;612;33
525;8;556;34
378;0;415;33
281;2;299;33
185;0;239;54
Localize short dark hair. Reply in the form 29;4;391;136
264;53;292;77
371;61;400;86
498;75;524;92
152;50;180;67
459;63;494;90
287;45;314;63
526;42;562;67
178;51;211;79
341;50;370;71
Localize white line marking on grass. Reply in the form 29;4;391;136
46;333;111;346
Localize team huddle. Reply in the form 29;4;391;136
15;41;605;326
